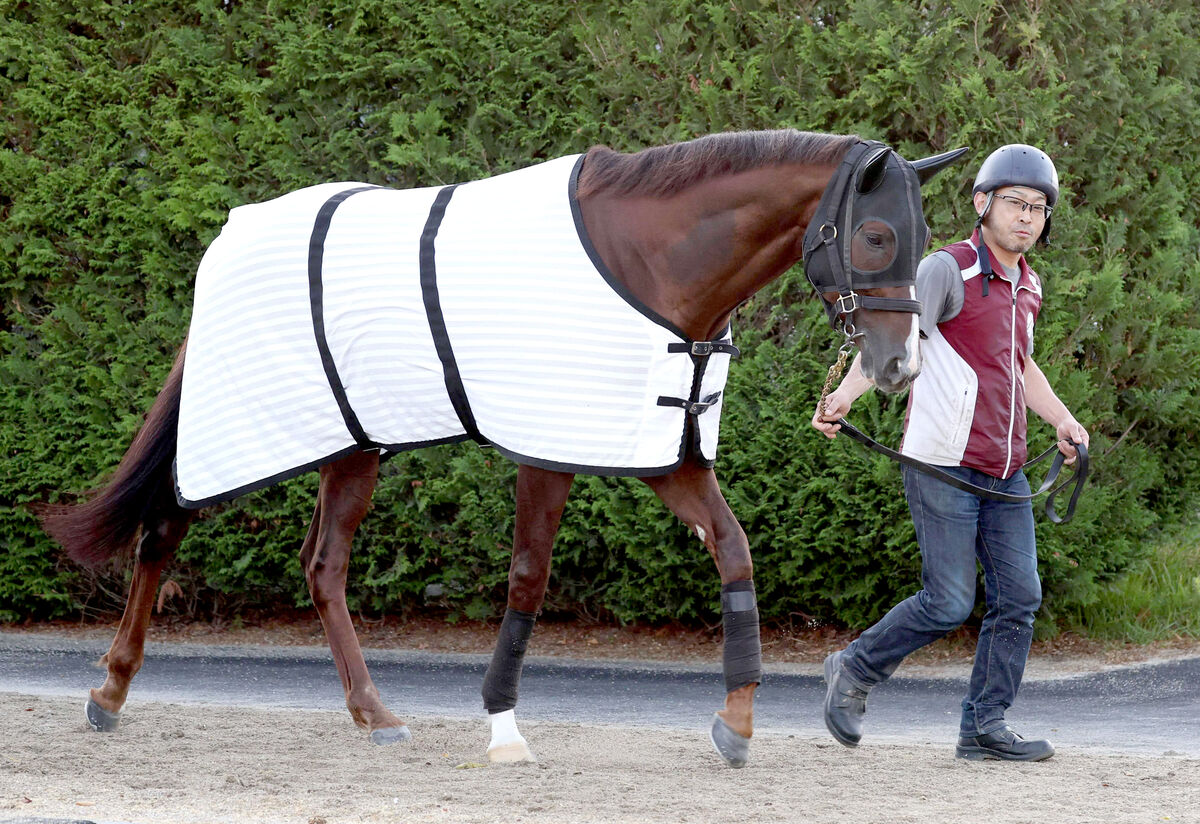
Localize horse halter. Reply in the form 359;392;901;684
802;140;925;341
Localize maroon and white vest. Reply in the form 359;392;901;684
902;231;1043;478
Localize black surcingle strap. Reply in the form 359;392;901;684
420;183;487;444
667;340;741;358
309;185;384;449
657;392;722;416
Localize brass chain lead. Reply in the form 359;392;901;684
819;344;853;420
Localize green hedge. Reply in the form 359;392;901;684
3;1;1198;635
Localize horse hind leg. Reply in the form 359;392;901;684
87;485;193;731
302;450;409;745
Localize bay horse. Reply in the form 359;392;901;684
38;130;964;768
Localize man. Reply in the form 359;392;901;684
811;144;1089;761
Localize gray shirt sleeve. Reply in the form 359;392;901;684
915;250;964;338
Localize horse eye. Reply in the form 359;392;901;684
851;219;897;274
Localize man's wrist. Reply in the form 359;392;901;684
844;372;874;396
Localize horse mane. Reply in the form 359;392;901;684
576;129;860;198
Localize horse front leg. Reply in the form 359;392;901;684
301;450;409;745
88;484;193;731
482;464;574;763
643;460;760;768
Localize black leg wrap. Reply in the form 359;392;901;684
481;607;537;713
721;580;762;693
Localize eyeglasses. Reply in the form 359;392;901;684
993;194;1052;219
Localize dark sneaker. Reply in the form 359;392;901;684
823;650;869;747
955;726;1055;761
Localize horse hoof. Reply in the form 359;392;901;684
370;725;412;746
710;713;750;768
85;698;120;732
487;739;536;764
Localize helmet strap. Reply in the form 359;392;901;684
975;191;995;230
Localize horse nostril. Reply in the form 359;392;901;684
885;356;918;387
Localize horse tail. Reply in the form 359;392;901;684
37;340;188;568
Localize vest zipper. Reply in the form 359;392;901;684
1004;289;1018;477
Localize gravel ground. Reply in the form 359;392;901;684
2;621;1199;823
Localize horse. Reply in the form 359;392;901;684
37;129;965;768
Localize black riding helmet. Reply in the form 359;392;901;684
972;144;1059;244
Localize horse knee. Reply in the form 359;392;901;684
720;553;753;582
509;566;548;596
713;536;752;582
507;553;551;608
702;515;750;581
305;542;348;606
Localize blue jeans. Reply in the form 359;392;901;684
841;465;1041;736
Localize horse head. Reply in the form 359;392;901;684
803;143;968;393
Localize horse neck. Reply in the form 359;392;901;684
577;162;836;340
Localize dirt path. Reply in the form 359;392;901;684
4;622;1200;823
2;692;1196;824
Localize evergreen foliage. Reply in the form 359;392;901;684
3;1;1197;635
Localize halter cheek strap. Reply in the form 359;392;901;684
804;142;923;334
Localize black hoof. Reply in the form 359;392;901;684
370;725;412;746
85;697;120;732
709;713;750;768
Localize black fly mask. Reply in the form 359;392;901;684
803;140;969;334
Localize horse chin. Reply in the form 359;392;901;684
872;372;918;395
860;355;920;395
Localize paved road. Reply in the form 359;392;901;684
1;634;1197;757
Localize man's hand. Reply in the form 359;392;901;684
1055;416;1090;465
811;352;873;438
812;389;853;439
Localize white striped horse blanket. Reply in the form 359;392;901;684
174;155;735;507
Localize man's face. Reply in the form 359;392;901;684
974;185;1049;256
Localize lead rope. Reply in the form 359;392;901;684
816;343;1088;524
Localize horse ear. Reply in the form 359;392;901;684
856;147;891;194
910;147;970;185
